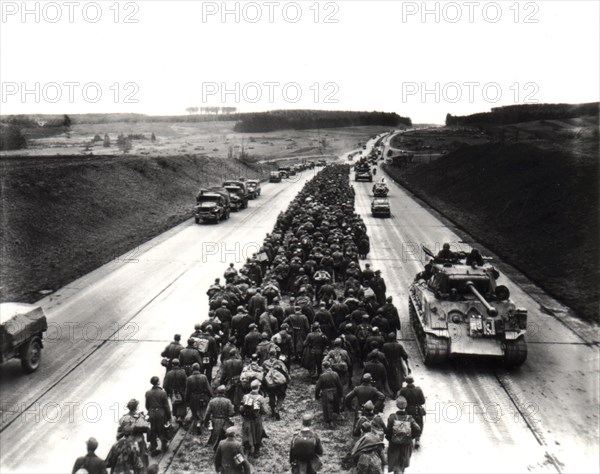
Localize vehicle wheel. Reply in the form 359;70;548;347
423;334;449;366
503;337;527;368
194;217;200;224
21;337;42;373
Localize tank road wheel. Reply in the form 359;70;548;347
423;334;449;366
21;337;42;373
503;337;527;368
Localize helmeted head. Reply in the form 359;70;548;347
250;379;261;390
362;373;373;384
251;353;259;362
194;323;202;330
171;358;180;367
443;243;450;250
386;296;393;303
216;385;227;394
333;338;342;347
387;332;396;341
405;375;414;384
225;426;236;437
322;360;331;369
302;413;313;427
363;400;375;413
192;362;200;371
261;332;269;340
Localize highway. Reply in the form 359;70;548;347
0;136;598;473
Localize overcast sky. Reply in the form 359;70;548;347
1;0;598;123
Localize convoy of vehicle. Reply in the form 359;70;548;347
0;303;48;373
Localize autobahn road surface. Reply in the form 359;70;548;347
0;169;317;473
1;140;598;473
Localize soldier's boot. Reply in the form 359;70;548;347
414;437;421;449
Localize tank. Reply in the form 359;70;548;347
409;246;527;367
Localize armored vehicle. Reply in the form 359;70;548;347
195;188;231;223
409;247;527;367
371;198;391;217
1;303;48;372
372;182;389;197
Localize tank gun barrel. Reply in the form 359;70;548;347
466;281;498;316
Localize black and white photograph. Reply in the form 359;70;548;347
0;1;598;473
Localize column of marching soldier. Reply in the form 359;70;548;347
72;165;427;474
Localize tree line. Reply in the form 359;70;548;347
445;102;599;126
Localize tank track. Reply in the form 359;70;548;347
503;337;527;368
409;296;449;365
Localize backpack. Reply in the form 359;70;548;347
391;416;412;444
195;337;210;354
265;365;287;387
291;433;317;462
240;395;260;419
327;350;348;373
240;364;264;388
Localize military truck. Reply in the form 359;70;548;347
195;188;231;223
223;181;249;210
269;171;282;183
246;179;261;199
409;247;528;367
1;303;48;372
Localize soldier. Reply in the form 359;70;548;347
352;400;386;440
255;332;274;364
382;333;410;397
322;338;352;389
466;248;484;267
314;302;336;341
218;350;244;413
283;308;310;362
224;263;238;284
160;334;183;373
371;309;391;335
179;338;202;376
398;376;426;449
262;348;290;420
385;397;421;474
381;296;401;337
302;323;329;377
271;297;285;324
436;242;455;260
363;350;389;396
289;414;323;474
205;386;235;451
370;270;387;306
221;336;239;363
207;278;223;299
231;307;254;347
314;360;343;428
185;362;212;433
242;324;262;360
73;437;108;474
415;260;433;283
215;427;252;474
145;376;171;456
349;422;386;474
344;289;360;313
344;374;385;424
197;326;219;383
362;263;375;285
272;324;293;370
329;296;350;328
248;289;267;319
258;306;278;338
163;359;188;425
240;380;268;458
216;301;233;341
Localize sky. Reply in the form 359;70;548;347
1;0;599;124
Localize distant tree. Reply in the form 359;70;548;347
117;137;132;154
63;114;72;128
103;134;111;147
151;132;156;142
0;125;27;150
93;133;102;142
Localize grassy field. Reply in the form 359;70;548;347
0;123;387;303
384;116;599;323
